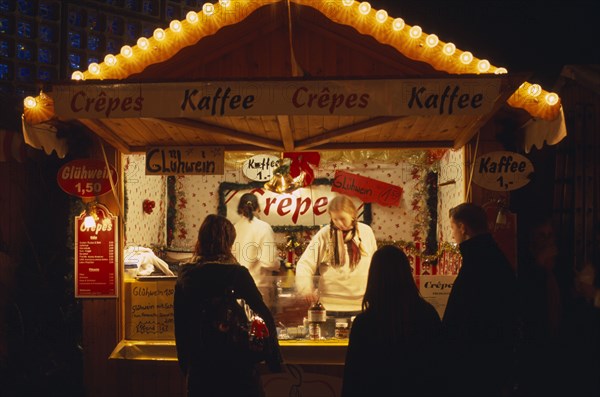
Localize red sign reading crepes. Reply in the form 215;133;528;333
57;159;118;198
331;170;403;207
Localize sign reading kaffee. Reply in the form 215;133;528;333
472;151;534;191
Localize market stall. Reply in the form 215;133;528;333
21;1;566;396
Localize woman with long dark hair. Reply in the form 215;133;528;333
341;245;441;396
174;214;282;397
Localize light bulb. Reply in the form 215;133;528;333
120;45;133;58
84;215;97;229
545;92;559;105
203;3;215;16
88;62;100;74
358;2;371;15
342;0;353;6
24;96;37;109
494;67;508;74
137;37;149;50
186;11;199;24
477;59;490;72
409;25;422;39
153;28;166;41
392;18;405;31
219;0;230;7
104;54;117;66
71;71;85;80
443;42;456;56
528;84;542;97
460;51;473;64
426;34;439;48
375;9;388;23
169;20;182;32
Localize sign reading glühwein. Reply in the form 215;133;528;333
57;159;118;198
145;146;224;175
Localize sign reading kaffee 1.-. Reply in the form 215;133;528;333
75;204;118;298
242;154;281;182
472;151;534;191
57;159;118;198
145;146;224;175
52;78;500;118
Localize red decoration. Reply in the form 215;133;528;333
284;152;321;186
143;199;155;214
332;170;403;207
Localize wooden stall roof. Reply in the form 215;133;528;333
22;0;562;154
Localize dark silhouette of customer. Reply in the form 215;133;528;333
174;214;282;397
342;245;442;397
442;203;518;396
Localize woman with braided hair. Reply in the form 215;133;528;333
295;195;377;317
232;193;279;310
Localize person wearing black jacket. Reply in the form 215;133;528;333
442;203;518;396
174;214;282;397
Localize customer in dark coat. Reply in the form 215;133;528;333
342;245;442;397
174;214;282;397
442;203;518;396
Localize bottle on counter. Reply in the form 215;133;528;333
307;301;326;340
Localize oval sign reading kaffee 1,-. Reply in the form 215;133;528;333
472;151;534;191
57;159;118;198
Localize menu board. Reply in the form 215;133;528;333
124;280;175;340
416;275;457;318
75;204;118;298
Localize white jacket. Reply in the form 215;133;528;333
295;222;378;312
232;217;279;288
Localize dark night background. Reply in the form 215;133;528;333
375;0;599;86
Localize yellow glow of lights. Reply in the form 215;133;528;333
495;67;508;74
24;96;37;109
375;9;388;23
186;11;199;23
426;34;439;48
88;62;101;75
477;59;490;72
460;51;473;64
202;3;215;16
358;2;371;15
392;18;405;31
154;28;166;41
120;45;133;58
409;25;422;39
528;84;542;97
545;92;559;105
219;0;231;7
137;37;149;50
71;71;84;80
342;0;353;6
170;20;182;32
443;42;456;56
104;54;117;66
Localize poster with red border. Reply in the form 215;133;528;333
75;203;118;298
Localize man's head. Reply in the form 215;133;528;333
449;203;489;243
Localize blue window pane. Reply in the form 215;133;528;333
125;0;138;11
39;1;59;20
0;63;10;80
87;57;99;66
38;67;53;81
166;5;176;20
88;35;101;51
16;43;32;61
17;21;33;38
141;25;152;38
39;24;56;43
1;0;15;12
142;0;154;15
88;13;103;32
38;47;53;64
107;17;123;35
106;38;121;54
68;10;84;27
0;17;12;35
126;22;138;40
69;52;81;69
17;65;33;81
17;0;34;16
0;40;10;57
68;32;81;48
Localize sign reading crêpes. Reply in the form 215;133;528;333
145;146;224;175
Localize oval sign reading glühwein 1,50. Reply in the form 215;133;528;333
57;159;118;197
472;151;533;191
